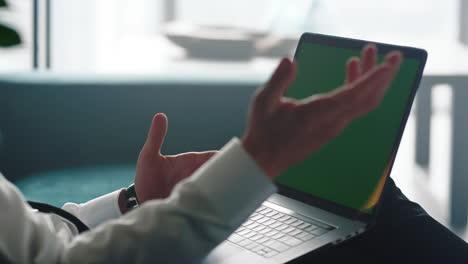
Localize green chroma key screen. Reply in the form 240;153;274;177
275;42;421;214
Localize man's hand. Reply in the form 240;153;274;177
135;113;217;203
242;44;402;179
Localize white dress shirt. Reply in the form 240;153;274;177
0;138;277;263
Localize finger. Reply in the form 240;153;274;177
346;57;360;83
300;64;393;123
298;50;402;135
361;44;377;74
145;113;168;153
257;57;297;111
301;65;388;111
344;66;393;103
361;52;402;110
339;48;402;103
340;65;398;120
306;67;394;134
384;50;403;69
370;51;402;97
358;51;402;107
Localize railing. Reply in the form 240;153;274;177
415;75;468;228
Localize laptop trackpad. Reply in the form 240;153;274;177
202;242;268;264
202;242;242;263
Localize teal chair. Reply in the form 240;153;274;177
16;165;135;207
1;73;260;208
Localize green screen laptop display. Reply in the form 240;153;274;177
275;42;421;214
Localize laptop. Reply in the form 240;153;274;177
203;32;428;264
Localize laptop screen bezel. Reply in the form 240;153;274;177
275;32;428;224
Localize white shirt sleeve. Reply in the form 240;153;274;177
0;137;277;263
62;190;122;229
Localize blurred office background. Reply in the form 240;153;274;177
1;0;467;241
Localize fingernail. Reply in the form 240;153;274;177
282;57;292;66
364;43;377;52
279;57;293;72
388;51;403;66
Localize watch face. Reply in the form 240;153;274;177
126;197;139;210
126;184;138;200
125;184;139;211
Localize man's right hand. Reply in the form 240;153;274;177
242;44;402;179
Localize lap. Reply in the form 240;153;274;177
290;178;468;264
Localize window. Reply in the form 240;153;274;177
2;0;467;75
0;0;32;71
317;0;466;74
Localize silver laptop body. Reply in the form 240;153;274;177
203;193;368;264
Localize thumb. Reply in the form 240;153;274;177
258;57;297;110
145;113;168;154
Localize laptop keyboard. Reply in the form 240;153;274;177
227;205;334;258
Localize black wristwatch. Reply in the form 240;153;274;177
124;184;139;211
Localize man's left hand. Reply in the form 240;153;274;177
134;113;217;203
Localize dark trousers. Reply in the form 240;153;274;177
290;178;468;264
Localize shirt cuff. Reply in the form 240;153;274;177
192;137;277;225
62;190;122;229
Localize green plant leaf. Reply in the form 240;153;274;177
0;24;21;47
0;0;7;8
